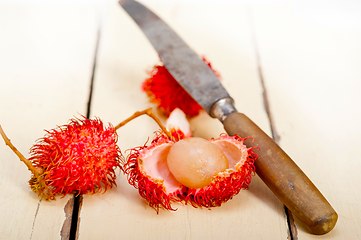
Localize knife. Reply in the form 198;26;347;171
119;0;337;235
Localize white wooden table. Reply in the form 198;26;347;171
1;1;360;239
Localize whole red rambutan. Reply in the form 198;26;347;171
142;57;220;118
124;130;258;213
1;117;123;200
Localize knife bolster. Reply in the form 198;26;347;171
210;98;237;121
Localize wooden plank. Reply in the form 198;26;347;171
251;2;361;239
0;3;98;239
77;2;288;239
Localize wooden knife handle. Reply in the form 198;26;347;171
223;112;337;235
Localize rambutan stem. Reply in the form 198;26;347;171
0;125;36;173
0;125;54;200
114;108;172;139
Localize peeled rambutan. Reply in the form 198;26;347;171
142;57;220;118
124;130;258;212
1;117;123;200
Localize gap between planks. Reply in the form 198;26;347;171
61;4;299;240
30;200;42;240
61;21;101;240
247;5;298;240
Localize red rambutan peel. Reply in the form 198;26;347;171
142;57;220;118
0;117;123;200
124;131;258;212
117;109;259;213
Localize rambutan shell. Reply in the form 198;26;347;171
124;132;186;212
123;131;257;212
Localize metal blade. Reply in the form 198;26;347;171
119;0;232;115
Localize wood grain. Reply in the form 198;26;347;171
78;2;288;239
0;3;98;239
1;1;360;239
251;3;361;239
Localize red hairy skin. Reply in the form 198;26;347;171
123;130;258;212
142;57;220;118
29;117;123;199
124;131;186;213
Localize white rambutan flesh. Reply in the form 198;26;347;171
165;108;191;138
167;137;229;189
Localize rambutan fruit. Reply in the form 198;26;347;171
122;116;258;212
1;107;257;212
142;57;220;118
0;117;123;200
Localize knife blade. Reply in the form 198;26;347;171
118;0;232;115
119;0;337;235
